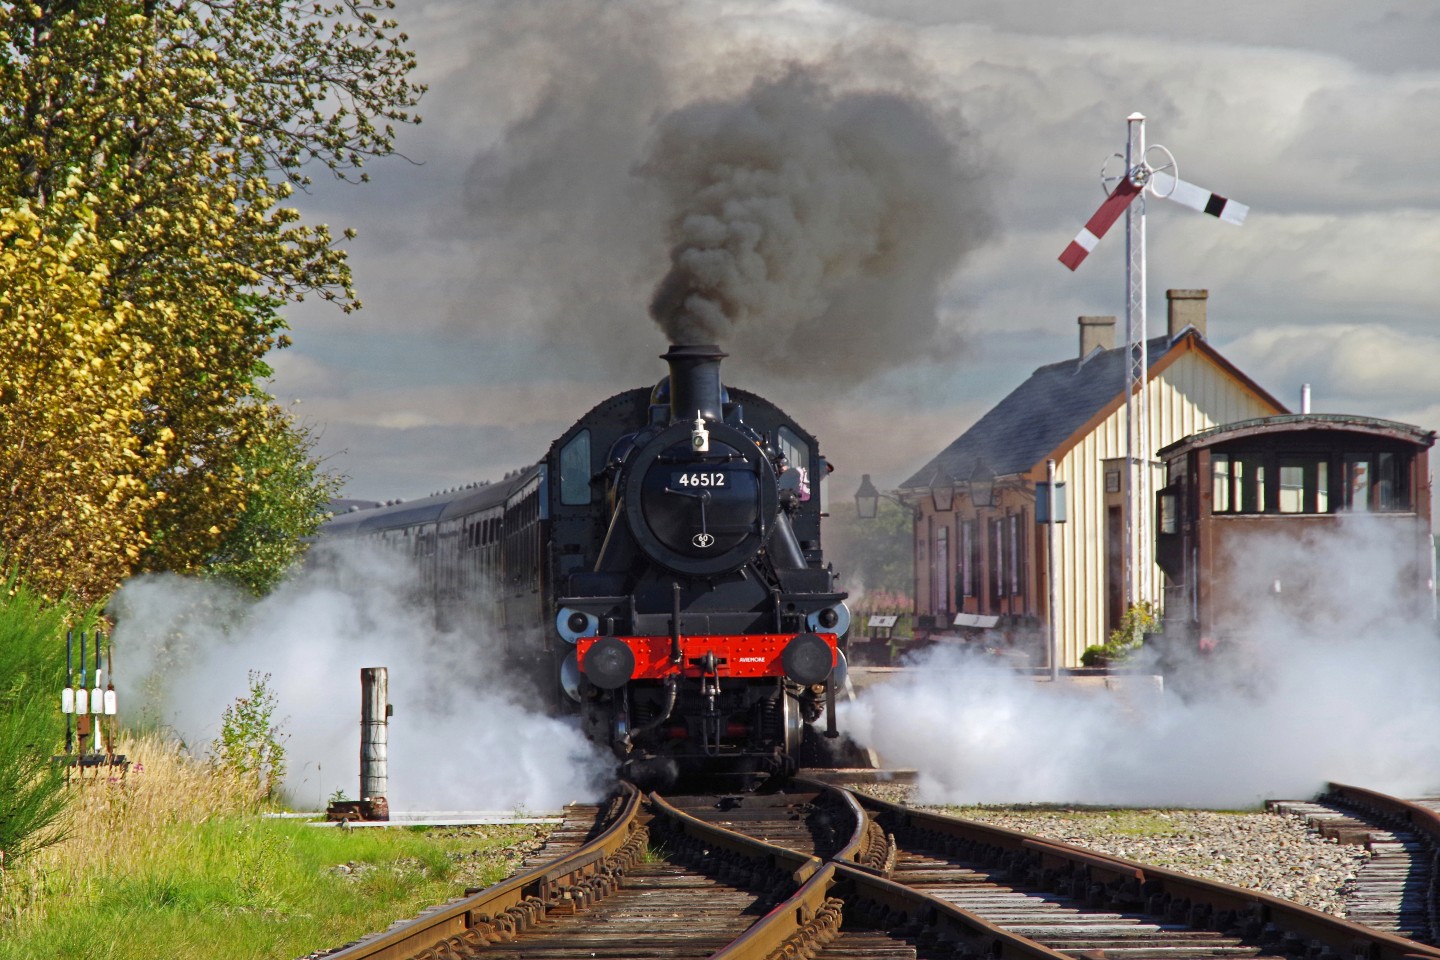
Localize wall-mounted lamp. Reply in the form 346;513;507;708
968;458;996;509
930;468;956;512
854;473;880;519
854;474;919;520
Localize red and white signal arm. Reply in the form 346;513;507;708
1059;172;1247;271
1059;176;1143;271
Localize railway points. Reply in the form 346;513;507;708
304;779;1440;959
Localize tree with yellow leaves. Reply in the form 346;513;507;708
0;195;160;599
0;2;422;599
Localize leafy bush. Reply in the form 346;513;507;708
210;671;288;804
1080;601;1158;667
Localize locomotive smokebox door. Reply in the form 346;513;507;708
623;419;779;577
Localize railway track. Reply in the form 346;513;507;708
1270;782;1440;944
308;777;1440;960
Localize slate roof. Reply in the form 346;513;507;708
900;331;1209;490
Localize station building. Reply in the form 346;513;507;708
896;289;1287;669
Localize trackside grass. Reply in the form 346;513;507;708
0;733;548;960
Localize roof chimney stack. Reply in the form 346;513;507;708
1078;316;1116;358
1167;288;1208;340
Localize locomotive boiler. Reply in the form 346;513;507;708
321;344;850;785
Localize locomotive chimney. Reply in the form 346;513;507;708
663;343;727;423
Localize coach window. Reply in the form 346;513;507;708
1212;454;1232;512
559;430;592;505
1278;458;1329;514
1376;452;1402;510
1213;453;1270;513
1344;457;1372;512
1157;489;1179;534
1213;454;1256;512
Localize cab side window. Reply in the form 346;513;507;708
559;430;592;505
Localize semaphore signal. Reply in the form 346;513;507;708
1058;113;1248;613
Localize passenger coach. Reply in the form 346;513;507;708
1155;413;1436;652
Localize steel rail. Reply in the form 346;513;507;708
318;784;646;960
1329;782;1440;842
649;788;1070;960
317;787;828;959
707;858;1080;960
792;776;896;871
855;789;1440;960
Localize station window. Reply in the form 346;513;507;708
932;525;949;617
957;519;977;599
990;517;1007;600
1007;512;1024;601
559;430;592;505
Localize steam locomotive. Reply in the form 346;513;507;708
320;344;850;784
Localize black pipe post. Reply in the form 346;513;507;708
65;630;73;755
78;631;89;754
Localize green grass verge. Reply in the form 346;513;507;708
0;815;546;960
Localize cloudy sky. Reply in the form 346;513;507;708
271;0;1440;514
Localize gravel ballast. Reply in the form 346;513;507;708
851;784;1369;916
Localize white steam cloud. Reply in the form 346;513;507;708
843;516;1440;807
108;544;613;812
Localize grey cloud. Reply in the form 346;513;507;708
273;0;1440;501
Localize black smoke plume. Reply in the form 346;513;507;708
460;0;995;385
645;67;995;376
